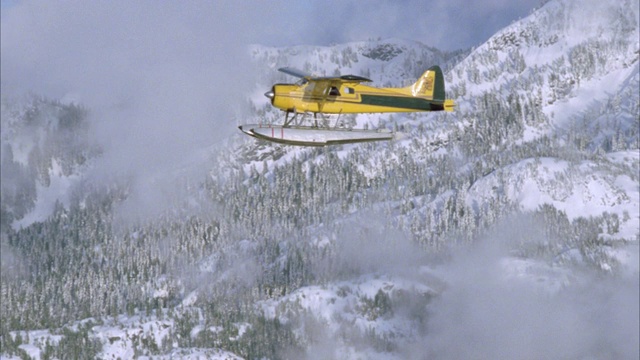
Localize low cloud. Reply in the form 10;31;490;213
2;2;258;222
418;227;640;359
326;212;639;359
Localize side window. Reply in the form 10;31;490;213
345;87;355;94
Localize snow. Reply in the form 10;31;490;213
231;323;251;340
6;330;63;360
182;291;199;307
545;64;640;126
467;155;639;236
3;311;244;360
11;158;80;230
158;348;243;360
259;273;436;339
2;0;639;358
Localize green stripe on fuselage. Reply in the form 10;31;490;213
360;94;443;111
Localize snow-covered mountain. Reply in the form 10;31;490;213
1;0;638;359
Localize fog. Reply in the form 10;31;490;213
415;243;637;359
1;0;540;222
1;2;261;221
305;212;639;359
410;217;640;360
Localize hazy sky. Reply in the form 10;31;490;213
0;0;542;123
0;0;543;115
0;0;540;220
1;1;541;52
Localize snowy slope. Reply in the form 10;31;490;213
467;152;639;236
1;97;98;231
250;37;464;86
234;1;640;356
242;0;639;242
2;0;638;359
447;0;639;138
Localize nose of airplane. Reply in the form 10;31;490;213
264;90;275;99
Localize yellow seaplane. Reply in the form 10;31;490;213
239;65;455;146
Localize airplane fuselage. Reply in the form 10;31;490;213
270;82;454;114
240;66;455;146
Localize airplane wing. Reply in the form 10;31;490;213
278;67;372;83
279;67;313;80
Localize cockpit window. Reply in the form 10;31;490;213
329;86;341;96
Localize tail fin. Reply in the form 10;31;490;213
406;65;454;111
409;66;445;100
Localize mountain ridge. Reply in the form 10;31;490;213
1;0;638;358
